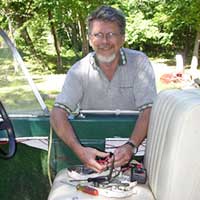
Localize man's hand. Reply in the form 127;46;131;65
112;144;133;167
77;147;110;173
110;107;152;167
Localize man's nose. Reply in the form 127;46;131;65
101;35;110;42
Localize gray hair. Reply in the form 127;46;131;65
87;5;126;35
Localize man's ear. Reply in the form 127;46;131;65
89;39;92;47
88;37;94;48
120;35;125;47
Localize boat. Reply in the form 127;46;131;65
1;29;200;200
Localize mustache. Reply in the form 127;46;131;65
98;44;111;49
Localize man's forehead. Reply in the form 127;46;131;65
90;20;120;31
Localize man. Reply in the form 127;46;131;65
51;5;157;173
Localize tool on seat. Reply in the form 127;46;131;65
76;184;99;196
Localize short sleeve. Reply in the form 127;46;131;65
133;54;157;111
55;65;83;113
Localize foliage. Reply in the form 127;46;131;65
0;0;199;73
155;0;199;62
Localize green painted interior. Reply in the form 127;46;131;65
3;114;138;174
51;114;139;174
10;116;50;137
6;114;138;139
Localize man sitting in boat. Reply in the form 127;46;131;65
50;5;157;173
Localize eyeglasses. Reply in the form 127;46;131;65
90;32;120;40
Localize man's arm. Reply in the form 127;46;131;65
113;107;151;167
129;107;151;146
50;107;109;172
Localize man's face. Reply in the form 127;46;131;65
89;20;125;64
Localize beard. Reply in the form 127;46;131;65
96;53;116;64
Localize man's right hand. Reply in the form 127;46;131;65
77;146;110;173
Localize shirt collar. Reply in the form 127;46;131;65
119;48;127;65
91;48;127;70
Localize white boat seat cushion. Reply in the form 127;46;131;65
48;168;155;200
145;89;200;200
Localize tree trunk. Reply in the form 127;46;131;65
48;10;62;72
79;18;89;57
64;22;82;58
190;31;200;71
20;27;38;59
71;23;82;57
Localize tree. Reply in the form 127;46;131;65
191;32;200;71
1;0;199;73
162;0;200;68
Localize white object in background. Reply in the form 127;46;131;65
175;54;184;73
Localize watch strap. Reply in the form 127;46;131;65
125;141;138;154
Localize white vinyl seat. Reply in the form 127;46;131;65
145;88;200;200
48;168;155;200
48;89;200;200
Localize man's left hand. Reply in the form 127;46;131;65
112;143;133;167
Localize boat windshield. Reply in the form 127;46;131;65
0;30;48;116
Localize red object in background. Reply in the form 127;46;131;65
160;72;183;84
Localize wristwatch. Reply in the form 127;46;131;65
125;141;138;154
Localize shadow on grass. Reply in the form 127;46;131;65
28;51;81;74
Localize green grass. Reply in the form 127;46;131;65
0;143;50;200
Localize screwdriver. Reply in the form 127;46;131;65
76;184;99;196
70;176;108;183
